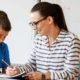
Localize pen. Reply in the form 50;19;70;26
2;59;9;66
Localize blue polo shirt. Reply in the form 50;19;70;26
0;42;10;68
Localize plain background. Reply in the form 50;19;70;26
0;0;80;64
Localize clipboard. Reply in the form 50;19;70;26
0;71;26;78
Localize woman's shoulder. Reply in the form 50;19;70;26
67;31;80;40
62;30;80;40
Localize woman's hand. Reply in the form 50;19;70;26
25;71;51;80
6;66;20;76
25;71;42;80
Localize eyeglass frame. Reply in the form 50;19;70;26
29;17;47;27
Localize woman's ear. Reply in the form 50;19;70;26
47;16;53;24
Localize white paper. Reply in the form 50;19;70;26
0;74;11;78
0;71;26;78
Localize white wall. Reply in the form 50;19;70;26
0;0;80;64
0;0;37;64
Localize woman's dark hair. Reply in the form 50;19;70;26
31;2;68;31
0;10;11;31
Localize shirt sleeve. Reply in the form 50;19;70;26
2;43;10;68
50;36;80;80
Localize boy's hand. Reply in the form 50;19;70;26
6;67;20;76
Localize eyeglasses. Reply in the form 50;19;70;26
29;17;46;27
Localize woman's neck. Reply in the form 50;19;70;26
47;25;60;46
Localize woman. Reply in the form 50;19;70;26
0;10;11;73
6;2;80;80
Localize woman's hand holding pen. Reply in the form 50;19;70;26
6;67;20;76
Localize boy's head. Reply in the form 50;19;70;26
0;10;11;42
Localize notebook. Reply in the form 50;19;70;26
0;71;26;78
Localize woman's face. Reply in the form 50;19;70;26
0;26;9;43
30;11;51;36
